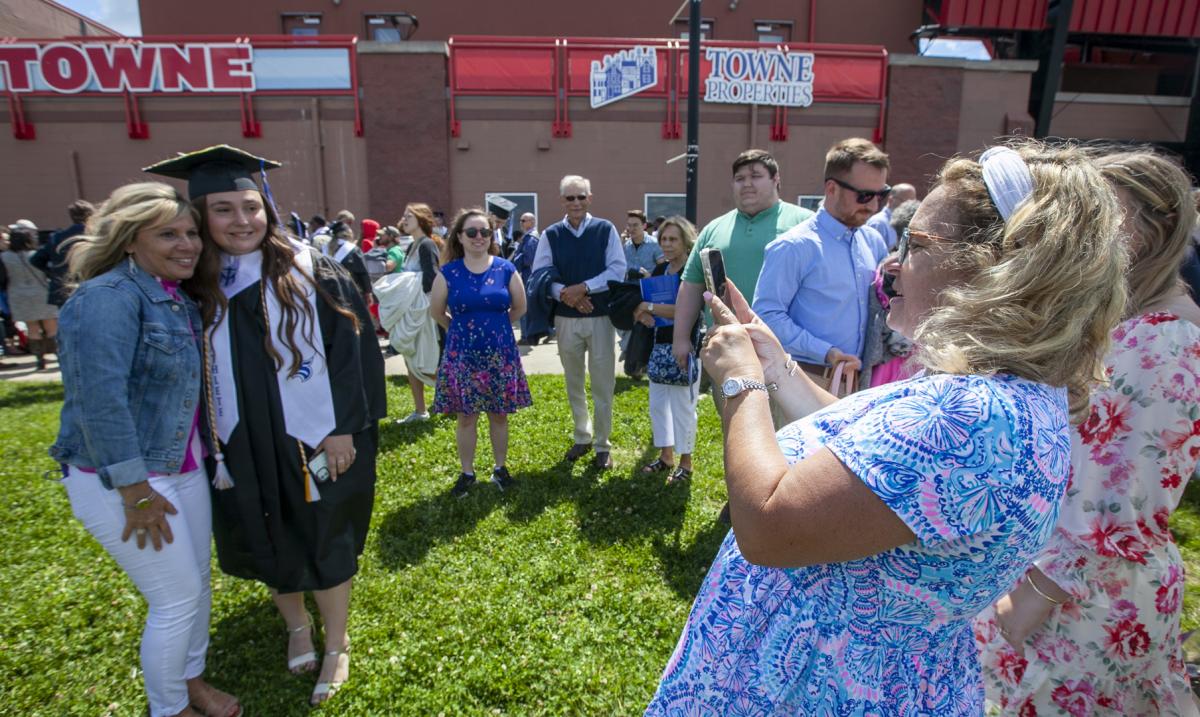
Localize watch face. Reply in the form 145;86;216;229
721;378;741;397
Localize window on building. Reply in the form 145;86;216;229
755;20;793;44
645;194;686;224
282;13;322;36
484;192;538;242
796;194;822;213
364;13;419;42
675;18;714;40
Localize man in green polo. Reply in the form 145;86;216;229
672;149;812;393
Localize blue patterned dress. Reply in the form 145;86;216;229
646;373;1072;716
432;258;532;415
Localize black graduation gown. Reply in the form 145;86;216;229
209;254;386;592
337;246;372;299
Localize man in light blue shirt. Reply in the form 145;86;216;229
866;182;916;252
623;210;663;278
753;137;891;371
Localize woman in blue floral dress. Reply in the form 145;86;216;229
645;141;1130;716
430;208;532;498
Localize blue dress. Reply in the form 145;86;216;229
432;258;532;415
646;373;1072;716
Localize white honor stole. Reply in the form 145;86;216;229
331;239;354;263
208;242;336;501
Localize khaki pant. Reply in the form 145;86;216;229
555;315;617;451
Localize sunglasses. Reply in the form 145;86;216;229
563;194;589;202
827;177;892;205
462;227;494;239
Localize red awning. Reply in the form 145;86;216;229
931;0;1200;38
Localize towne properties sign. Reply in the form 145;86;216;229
703;47;814;107
588;45;815;109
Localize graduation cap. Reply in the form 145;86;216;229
143;144;282;201
486;195;517;220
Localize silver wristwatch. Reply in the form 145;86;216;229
720;377;772;398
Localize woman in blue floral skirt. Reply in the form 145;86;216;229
430;207;532;498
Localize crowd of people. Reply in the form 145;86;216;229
15;133;1200;715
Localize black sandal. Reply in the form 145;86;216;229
666;466;693;484
641;458;674;474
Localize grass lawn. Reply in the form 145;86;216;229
0;375;730;716
4;375;1200;715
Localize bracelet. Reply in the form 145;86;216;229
784;359;800;377
123;493;155;511
1025;572;1063;605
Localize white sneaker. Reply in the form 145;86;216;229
396;411;430;425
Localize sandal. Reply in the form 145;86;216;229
287;621;318;674
188;679;242;717
641;458;674;474
666;466;693;484
311;642;351;706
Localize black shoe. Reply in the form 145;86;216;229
717;502;731;524
451;472;476;498
592;452;613;470
491;466;516;491
564;443;593;462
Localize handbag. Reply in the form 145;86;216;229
822;360;859;398
647;341;698;386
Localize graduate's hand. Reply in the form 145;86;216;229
319;434;356;482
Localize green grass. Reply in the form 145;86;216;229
4;376;1200;714
0;376;728;716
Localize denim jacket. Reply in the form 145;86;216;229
50;259;203;489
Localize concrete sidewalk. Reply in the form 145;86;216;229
2;335;573;383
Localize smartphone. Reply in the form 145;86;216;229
700;248;727;300
307;450;331;483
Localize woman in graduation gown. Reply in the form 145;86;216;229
146;145;386;707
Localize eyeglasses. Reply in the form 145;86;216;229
462;227;494;239
896;228;946;264
827;177;892;205
563;194;589;202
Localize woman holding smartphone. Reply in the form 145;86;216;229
145;145;386;707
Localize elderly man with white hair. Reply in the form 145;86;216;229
531;175;626;469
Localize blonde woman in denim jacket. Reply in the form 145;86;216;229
49;183;240;717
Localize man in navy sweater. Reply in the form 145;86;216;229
531;175;627;469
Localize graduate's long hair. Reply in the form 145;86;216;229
186;193;360;378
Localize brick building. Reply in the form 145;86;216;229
2;0;1197;231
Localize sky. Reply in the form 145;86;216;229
57;0;141;36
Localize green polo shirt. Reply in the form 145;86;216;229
682;200;813;324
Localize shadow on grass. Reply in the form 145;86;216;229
207;598;315;716
0;382;64;409
375;440;723;599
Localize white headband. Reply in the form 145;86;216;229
979;146;1034;222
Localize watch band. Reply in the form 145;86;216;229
721;377;771;398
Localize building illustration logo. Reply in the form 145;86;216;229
590;46;658;108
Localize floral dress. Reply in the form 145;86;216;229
432;257;532;415
975;313;1200;716
646;373;1073;715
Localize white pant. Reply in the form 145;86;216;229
64;467;212;717
555;315;617;450
649;377;700;454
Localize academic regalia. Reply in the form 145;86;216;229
211;251;385;591
144;144;387;592
329;239;372;299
